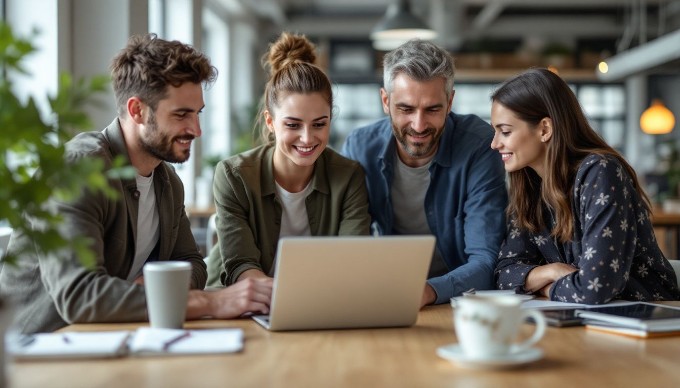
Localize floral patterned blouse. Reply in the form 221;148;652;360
495;154;680;304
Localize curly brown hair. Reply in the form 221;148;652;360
257;32;333;144
110;33;217;116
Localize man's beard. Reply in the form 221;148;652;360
140;112;194;164
390;118;442;159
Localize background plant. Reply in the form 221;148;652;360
0;22;129;268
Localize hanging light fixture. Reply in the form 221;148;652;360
640;99;676;134
370;0;437;51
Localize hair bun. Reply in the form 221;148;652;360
264;32;317;75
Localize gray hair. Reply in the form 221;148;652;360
382;39;455;98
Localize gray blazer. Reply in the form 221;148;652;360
0;119;206;333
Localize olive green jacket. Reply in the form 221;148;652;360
0;119;206;333
206;144;371;286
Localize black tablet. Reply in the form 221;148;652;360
527;309;584;327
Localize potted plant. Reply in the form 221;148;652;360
0;22;125;385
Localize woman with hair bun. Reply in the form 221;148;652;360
205;32;371;293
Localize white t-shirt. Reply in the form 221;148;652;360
392;156;431;235
391;155;448;278
275;181;312;238
127;172;160;281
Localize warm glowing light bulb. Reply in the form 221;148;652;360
640;99;676;135
598;61;609;74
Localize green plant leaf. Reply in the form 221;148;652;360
1;22;116;271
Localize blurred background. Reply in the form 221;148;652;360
3;0;680;254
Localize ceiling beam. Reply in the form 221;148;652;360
284;14;629;39
598;28;680;81
471;0;505;31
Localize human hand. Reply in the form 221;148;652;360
537;282;553;298
133;276;144;285
207;277;274;319
420;284;437;308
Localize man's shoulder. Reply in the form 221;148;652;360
346;117;392;142
343;117;392;158
447;112;494;143
65;132;109;155
440;112;493;153
64;131;111;161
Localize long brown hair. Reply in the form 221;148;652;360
491;68;651;242
257;32;333;144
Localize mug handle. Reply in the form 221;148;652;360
514;309;546;352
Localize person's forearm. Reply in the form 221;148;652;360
237;268;268;281
186;290;213;319
524;266;555;293
525;263;578;293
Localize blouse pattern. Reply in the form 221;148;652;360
495;154;680;304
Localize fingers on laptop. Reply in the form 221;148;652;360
214;277;272;317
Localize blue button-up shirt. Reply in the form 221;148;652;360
342;112;508;304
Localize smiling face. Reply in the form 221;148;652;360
490;101;551;178
266;92;331;175
382;73;453;168
138;82;205;164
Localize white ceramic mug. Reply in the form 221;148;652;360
143;261;192;329
452;294;546;359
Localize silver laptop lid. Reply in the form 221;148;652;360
258;235;435;331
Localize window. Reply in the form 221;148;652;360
333;83;383;150
332;81;626;152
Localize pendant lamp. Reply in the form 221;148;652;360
640;99;676;135
370;0;437;51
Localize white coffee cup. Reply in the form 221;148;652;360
143;261;192;329
452;294;546;359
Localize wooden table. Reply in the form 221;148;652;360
9;303;680;387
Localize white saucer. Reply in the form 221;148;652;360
451;290;534;307
436;344;543;369
461;290;535;300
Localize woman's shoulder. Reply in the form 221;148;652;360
574;153;635;200
576;153;624;178
321;147;364;171
216;144;271;175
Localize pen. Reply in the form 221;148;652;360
462;288;476;296
162;331;191;351
17;334;35;347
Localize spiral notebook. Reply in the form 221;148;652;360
9;328;244;360
8;331;131;360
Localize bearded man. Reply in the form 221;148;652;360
342;39;507;307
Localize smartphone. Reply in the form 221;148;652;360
527;309;584;327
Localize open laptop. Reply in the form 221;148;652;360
252;235;435;331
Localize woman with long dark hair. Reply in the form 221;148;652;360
491;68;679;304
